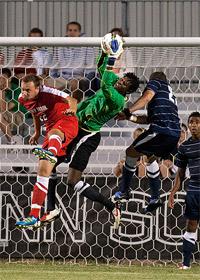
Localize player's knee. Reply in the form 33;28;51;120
183;231;197;244
73;180;90;194
146;160;160;178
126;145;134;156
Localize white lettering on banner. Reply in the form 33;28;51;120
0;191;86;244
0;191;186;246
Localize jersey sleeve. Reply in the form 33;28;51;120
144;80;161;94
174;144;188;169
101;70;120;101
96;52;109;78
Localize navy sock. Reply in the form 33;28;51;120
146;161;160;200
119;165;135;193
183;238;195;267
148;176;160;200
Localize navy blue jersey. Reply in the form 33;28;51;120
145;79;181;137
175;137;200;192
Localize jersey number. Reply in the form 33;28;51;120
40;114;47;122
168;85;177;105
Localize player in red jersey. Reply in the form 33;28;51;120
15;75;78;228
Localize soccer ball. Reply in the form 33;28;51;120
101;33;124;58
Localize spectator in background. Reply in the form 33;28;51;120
113;127;147;178
14;27;50;78
0;68;13;143
49;21;96;101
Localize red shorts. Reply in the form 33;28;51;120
42;116;78;157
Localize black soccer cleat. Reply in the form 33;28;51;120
143;198;163;214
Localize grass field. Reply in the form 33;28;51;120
0;262;199;280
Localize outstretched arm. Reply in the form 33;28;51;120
29;114;41;145
168;167;186;209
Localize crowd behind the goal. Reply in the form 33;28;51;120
0;21;199;270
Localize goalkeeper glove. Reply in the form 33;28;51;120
101;33;124;58
122;108;138;122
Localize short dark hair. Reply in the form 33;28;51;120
110;27;124;37
1;68;12;78
22;75;41;88
29;27;43;37
181;123;188;131
149;71;167;82
124;72;140;94
188;111;200;122
67;21;81;32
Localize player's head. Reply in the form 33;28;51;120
114;73;139;96
29;27;43;37
109;27;124;37
188;111;200;138
66;21;81;37
21;75;41;101
149;71;167;82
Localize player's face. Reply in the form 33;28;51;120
114;77;132;94
21;81;40;101
66;24;81;37
188;116;200;139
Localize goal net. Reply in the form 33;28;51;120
0;37;199;264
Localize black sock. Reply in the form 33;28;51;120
47;174;57;211
81;184;115;212
183;238;195;267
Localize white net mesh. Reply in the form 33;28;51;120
0;42;200;264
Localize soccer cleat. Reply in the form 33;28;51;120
15;216;40;229
143;198;163;214
177;263;191;270
40;208;61;226
32;148;57;164
111;191;130;203
112;203;121;229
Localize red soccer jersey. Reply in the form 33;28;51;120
18;85;76;131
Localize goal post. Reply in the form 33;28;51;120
0;37;199;264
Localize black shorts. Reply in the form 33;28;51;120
185;191;200;221
69;130;101;172
132;129;179;158
52;128;101;172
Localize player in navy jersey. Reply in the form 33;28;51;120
168;111;200;270
112;71;181;213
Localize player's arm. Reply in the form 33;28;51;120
129;89;155;113
29;114;41;145
97;52;108;78
168;167;186;209
63;96;77;116
117;89;155;123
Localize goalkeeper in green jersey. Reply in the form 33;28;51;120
39;33;139;229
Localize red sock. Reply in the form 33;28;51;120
29;176;49;218
48;135;62;156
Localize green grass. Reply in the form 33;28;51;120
0;262;200;280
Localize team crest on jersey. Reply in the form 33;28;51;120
30;105;48;114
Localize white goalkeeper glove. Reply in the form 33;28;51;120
101;33;124;64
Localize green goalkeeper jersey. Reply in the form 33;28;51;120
77;54;125;132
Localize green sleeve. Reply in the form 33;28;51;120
101;70;119;100
96;52;109;78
